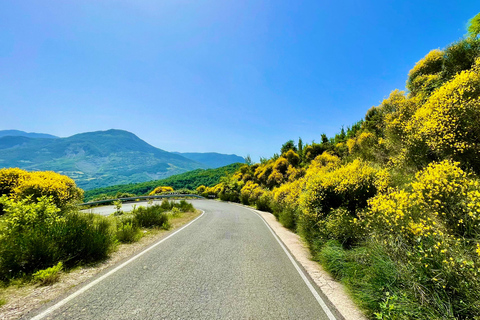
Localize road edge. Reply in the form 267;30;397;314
231;202;367;320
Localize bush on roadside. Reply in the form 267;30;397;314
115;216;142;243
0;196;116;281
33;262;63;286
133;205;170;229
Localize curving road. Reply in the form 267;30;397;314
28;200;336;320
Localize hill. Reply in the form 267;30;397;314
84;162;242;201
0;129;207;190
0;130;58;139
173;152;244;168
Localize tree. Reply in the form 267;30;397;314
244;155;253;166
321;134;329;144
281;140;297;154
297;138;303;158
468;12;480;38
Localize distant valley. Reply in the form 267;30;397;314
0;129;244;190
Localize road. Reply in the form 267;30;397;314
80;200;167;216
29;200;336;320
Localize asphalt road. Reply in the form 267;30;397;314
29;200;335;320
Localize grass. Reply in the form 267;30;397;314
0;207;201;319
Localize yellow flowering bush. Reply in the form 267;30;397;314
272;178;305;210
406;49;444;96
0;169;84;209
407;58;480;170
366;160;480;315
301;160;379;218
347;132;378;160
195;185;206;194
148;186;174;195
254;161;273;185
240;180;260;205
0;168;28;197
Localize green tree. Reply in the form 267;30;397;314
297;138;303;158
281;140;297;154
468;12;480;38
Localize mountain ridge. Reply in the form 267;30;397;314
0;129;243;190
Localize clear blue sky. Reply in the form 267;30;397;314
0;1;477;161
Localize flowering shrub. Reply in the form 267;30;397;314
366;160;480;317
0;169;83;209
301;159;379;218
407;49;444;96
148;186;174;195
0;168;28;197
407;58;480;171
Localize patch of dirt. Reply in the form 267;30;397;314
0;211;201;320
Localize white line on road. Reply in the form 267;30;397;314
246;206;337;320
29;210;205;320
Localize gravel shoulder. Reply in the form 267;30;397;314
0;210;201;320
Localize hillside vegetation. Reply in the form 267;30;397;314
201;15;480;319
0;167;195;285
84;163;242;201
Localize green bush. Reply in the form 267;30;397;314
278;207;298;231
177;199;194;212
116;216;142;243
0;196;116;280
33;262;63;285
133;205;170;229
255;193;272;212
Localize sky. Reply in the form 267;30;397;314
0;1;478;162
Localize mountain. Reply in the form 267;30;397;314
0;130;58;139
173;152;245;168
0;129;207;190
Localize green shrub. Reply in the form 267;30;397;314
116;216;142;243
133;205;170;229
177;199;194;212
278;207;298;231
255;193;272;212
170;207;181;218
159;198;174;210
33;262;63;286
0;197;116;280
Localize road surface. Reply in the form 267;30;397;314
29;200;336;320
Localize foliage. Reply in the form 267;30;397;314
148;186;174;195
33;262;63;286
366;160;480;317
281;140;297;154
0;196;116;281
406;49;444;97
84;163;242;201
0;168;83;210
407;58;480;171
115;216;142;243
133;205;170;229
468;12;480;38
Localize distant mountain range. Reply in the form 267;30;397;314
0;130;58;139
173;152;244;169
0;129;244;190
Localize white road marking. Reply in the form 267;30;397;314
245;206;338;320
29;210;205;320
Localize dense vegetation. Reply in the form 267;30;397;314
202;14;480;319
0;167;194;284
84;163;242;201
